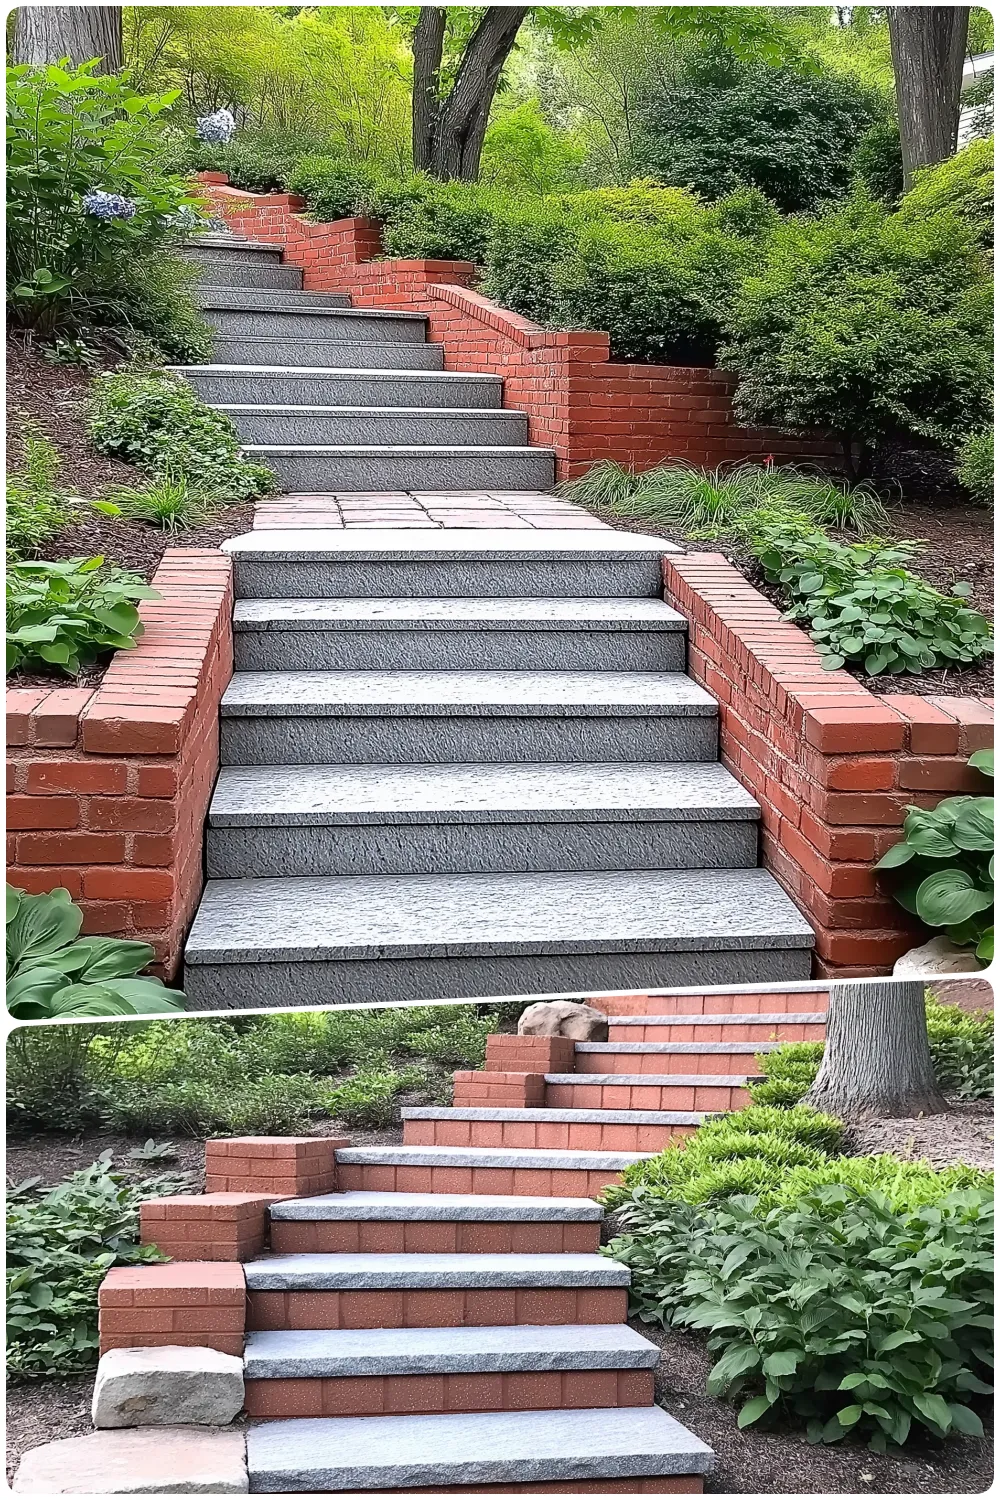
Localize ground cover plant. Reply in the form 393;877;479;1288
6;557;160;679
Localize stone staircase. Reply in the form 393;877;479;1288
177;232;815;1009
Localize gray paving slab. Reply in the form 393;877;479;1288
399;1107;703;1124
245;1406;715;1491
333;1146;654;1170
242;1252;630;1290
243;1324;659;1379
269;1192;604;1223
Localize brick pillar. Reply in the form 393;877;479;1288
452;1070;548;1107
98;1262;246;1356
140;1192;282;1261
204;1135;349;1196
485;1035;577;1073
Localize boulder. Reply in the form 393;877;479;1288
518;999;609;1041
92;1345;244;1429
892;936;985;979
13;1427;248;1493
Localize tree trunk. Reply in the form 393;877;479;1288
888;7;970;189
12;5;123;71
412;7;446;173
805;980;947;1118
421;5;529;181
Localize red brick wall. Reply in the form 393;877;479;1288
6;550;232;977
195;178;837;479
664;553;993;977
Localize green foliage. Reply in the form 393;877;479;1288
106;1073;332;1137
288;156;388;223
325;1068;427;1130
897;140;994;254
481;100;586;194
109;472;217;531
609;1186;993;1451
630;49;882;213
876;755;994;961
89;372;274;503
957;429;993;505
7;556;160;678
747;1042;826;1109
7;1154;195;1380
6;886;186;1019
7;428;71;555
6;62;207;353
720;195;993;473
925;999;995;1101
850;117;904;205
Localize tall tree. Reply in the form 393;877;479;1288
805;980;947;1118
888;6;970;189
412;6;528;180
12;5;123;71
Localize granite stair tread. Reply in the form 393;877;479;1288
232;595;687;631
545;1072;759;1087
269;1191;604;1222
245;1406;715;1491
243;1252;630;1290
243;1323;660;1378
222;527;678;558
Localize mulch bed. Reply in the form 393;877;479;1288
844;1096;994;1171
6;1375;95;1483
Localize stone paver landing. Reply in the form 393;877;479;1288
253;491;610;530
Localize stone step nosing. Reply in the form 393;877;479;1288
200;302;427;322
545;1072;757;1087
334;1146;655;1170
270;1191;604;1223
231;598;687;632
245;1406;716;1490
169;364;501;382
243;1324;660;1379
215;404;527;418
575;1041;781;1054
243;1252;630;1291
401;1107;704;1125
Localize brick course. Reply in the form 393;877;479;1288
204;1135;348;1196
6;551;232;975
98;1262;246;1357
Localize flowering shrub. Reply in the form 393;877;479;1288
196;107;236;144
82;191;138;221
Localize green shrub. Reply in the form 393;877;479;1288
7;557;161;678
720;196;993;476
851;117;904;205
747;1041;826;1109
876;752;993;962
89;372;274;502
325;1067;426;1130
7;62;207;352
925;998;994;1100
776;1154;992;1209
610;1186;993;1450
288;155;387;222
6;886;186;1018
630;50;883;213
7;1155;195;1380
102;1073;330;1137
897;139;994;254
957;428;993;504
170;128;336;194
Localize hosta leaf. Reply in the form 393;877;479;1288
968;749;994;779
737;1395;774;1428
913;1392;952;1432
762;1349;801;1377
948;1404;985;1438
875;841;914;870
915;869;993;928
6;887;82;965
951;798;994;853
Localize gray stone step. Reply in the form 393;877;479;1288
608;1011;828;1027
181;867;815;1009
239;444;555;494
173;366;503;408
184;239;283;265
401;1107;703;1125
217;670;719;766
335;1146;655;1171
195;259;305;291
270;1192;603;1223
244;1323;659;1379
223;528;677;600
246;1406;715;1491
208;339;445;369
231;596;686;672
243;1253;629;1291
217;404;529;448
203;305;427;342
205;761;759;877
196;285;351;310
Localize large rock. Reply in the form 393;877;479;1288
518;999;609;1041
893;936;985;979
13;1427;248;1493
92;1345;244;1429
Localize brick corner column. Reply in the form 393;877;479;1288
485;1034;578;1073
140;1192;284;1261
98;1261;245;1356
204;1135;350;1196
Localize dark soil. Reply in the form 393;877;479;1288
6;1375;94;1482
637;1320;994;1495
844;1097;994;1171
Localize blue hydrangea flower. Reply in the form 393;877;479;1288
82;190;138;220
196;108;236;144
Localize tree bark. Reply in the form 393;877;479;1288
412;6;446;173
888;7;970;189
805;980;948;1118
12;5;123;71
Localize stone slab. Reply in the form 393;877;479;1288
92;1346;244;1429
223;529;676;558
175;368;504;410
545;1073;755;1087
243;1252;630;1290
243;1323;660;1378
245;1406;714;1491
209;339;445;370
232;596;687;630
270;1191;604;1222
14;1428;248;1493
333;1146;654;1170
400;1108;703;1124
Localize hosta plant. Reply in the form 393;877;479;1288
7;556;159;676
6;886;186;1018
876;750;994;962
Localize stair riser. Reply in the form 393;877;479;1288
545;1082;753;1112
336;1162;627;1200
204;308;427;342
210;339;444;369
244;1367;653;1419
248;1285;628;1332
403;1120;698;1153
184;244;283;266
232;626;685;673
181;371;502;408
268;1220;600;1255
204;819;757;880
597;991;829;1017
220;714;718;767
254;449;554;493
183;948;811;1012
577;1053;761;1076
608;1022;826;1043
196;287;350;309
192;261;305;290
232;556;663;600
223;411;529;446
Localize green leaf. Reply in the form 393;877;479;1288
837;1405;863;1427
6;887;82;967
948;1404;985;1437
915;868;993;929
968;749;994;779
875;841;915;870
952;798;994;853
762;1349;801;1378
737;1395;774;1428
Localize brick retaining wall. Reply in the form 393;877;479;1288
6;550;233;978
195;177;838;479
663;553;993;978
